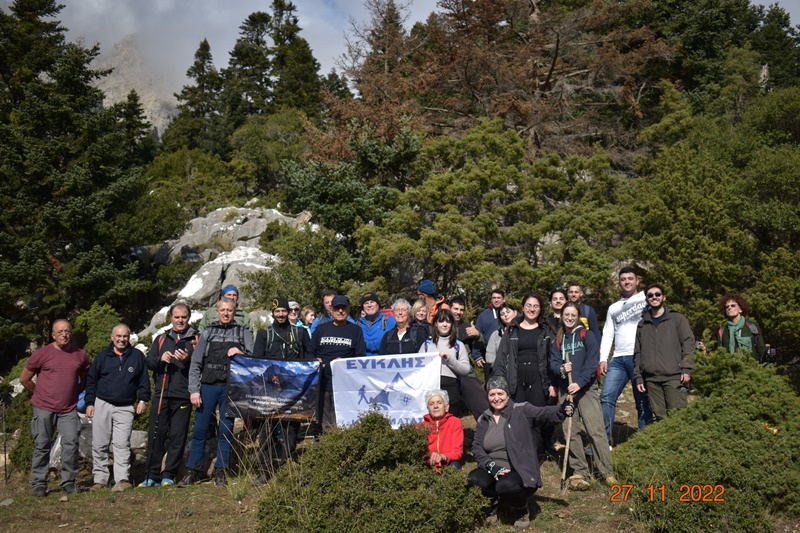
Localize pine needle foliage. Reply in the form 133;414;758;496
257;411;484;532
614;350;800;532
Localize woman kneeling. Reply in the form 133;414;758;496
468;376;573;529
417;389;463;471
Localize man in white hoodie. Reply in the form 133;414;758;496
598;267;652;446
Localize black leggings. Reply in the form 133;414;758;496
467;467;535;509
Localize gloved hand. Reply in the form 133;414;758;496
560;400;575;417
486;461;506;480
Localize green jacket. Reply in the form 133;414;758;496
197;307;252;332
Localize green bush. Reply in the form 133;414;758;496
5;357;29;382
614;349;800;532
257;411;485;533
6;393;34;471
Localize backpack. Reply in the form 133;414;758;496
423;338;461;354
554;328;586;352
266;325;301;358
579;304;592;330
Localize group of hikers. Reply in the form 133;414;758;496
20;270;767;528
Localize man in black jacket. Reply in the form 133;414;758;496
139;302;197;487
85;324;150;492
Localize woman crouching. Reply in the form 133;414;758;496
417;389;463;472
468;376;573;529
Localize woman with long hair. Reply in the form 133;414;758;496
550;302;615;490
492;293;557;452
419;309;472;417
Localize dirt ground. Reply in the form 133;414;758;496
0;386;657;532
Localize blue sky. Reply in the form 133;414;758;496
2;0;796;94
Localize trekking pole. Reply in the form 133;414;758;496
560;351;573;494
144;367;168;485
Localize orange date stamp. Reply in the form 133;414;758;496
610;484;725;502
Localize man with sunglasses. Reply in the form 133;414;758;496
598;267;652;447
632;284;695;421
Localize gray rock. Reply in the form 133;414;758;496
0;499;13;507
79;416;93;460
177;260;225;308
130;430;149;450
10;378;24;397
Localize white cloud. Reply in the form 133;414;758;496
44;0;439;94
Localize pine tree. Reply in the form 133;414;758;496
0;0;155;347
268;0;322;119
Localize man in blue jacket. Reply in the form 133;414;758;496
359;292;395;357
85;324;150;492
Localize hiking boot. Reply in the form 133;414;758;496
90;483;106;492
137;478;157;488
178;470;197;487
213;468;227;487
62;483;78;494
513;509;530;530
159;478;175;487
605;475;619;486
32;486;47;497
112;480;132;492
568;474;590;491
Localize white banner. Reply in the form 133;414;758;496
331;353;442;428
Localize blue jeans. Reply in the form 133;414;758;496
186;384;235;470
600;355;652;444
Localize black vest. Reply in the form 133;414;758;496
201;325;245;385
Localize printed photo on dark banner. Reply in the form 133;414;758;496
227;356;320;420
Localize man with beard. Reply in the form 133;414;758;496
633;284;694;421
251;298;310;484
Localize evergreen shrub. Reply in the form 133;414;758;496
257;411;484;533
7;393;34;470
614;350;800;532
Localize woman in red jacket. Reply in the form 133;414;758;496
417;389;463;471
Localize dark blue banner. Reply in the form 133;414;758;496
226;356;320;420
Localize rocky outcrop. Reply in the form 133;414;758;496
137;205;310;339
94;34;177;139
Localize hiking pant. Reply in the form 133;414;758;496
645;379;687;421
31;407;80;490
92;398;134;485
560;384;613;479
467;468;535;510
145;396;192;481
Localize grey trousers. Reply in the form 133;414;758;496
92;398;134;485
645;379;687;421
560;383;613;479
31;407;81;489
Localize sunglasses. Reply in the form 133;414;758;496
289;308;300;314
725;304;738;309
646;292;663;298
